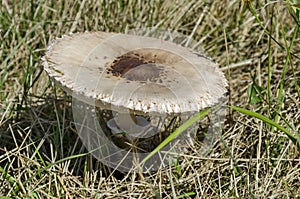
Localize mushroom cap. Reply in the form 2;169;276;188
42;31;227;115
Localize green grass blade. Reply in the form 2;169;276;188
246;0;300;59
0;165;19;195
140;108;211;166
45;152;89;170
0;197;14;199
231;106;299;149
177;192;196;198
0;165;17;185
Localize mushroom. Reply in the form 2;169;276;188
42;31;227;172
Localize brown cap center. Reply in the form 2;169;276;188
108;51;162;82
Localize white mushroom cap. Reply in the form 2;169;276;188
42;31;227;115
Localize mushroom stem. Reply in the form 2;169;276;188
115;111;138;133
129;109;138;124
107;110;153;139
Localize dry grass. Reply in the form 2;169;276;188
0;0;299;198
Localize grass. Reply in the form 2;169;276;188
1;0;300;198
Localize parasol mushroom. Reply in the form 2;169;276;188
42;31;227;172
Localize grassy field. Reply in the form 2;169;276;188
1;0;299;198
